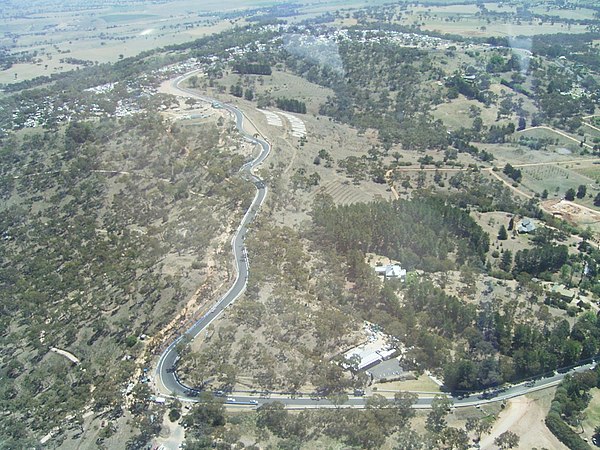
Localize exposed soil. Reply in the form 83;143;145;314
480;391;567;450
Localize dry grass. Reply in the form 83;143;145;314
372;373;441;393
520;164;593;197
432;96;499;131
582;388;600;443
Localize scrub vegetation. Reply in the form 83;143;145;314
1;0;600;448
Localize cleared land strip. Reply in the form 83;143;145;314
257;108;283;127
279;111;306;138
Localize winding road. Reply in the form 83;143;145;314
155;71;598;410
156;71;269;400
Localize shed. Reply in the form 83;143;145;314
517;218;536;233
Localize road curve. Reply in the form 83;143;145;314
155;71;270;399
155;71;597;410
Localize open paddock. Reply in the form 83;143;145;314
521;164;595;197
219;70;334;116
517;127;582;152
418;16;589;37
573;165;600;183
529;6;599;21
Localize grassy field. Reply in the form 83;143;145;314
573;165;600;184
529;5;598;21
373;373;441;393
432;94;517;131
99;13;158;23
421;19;589;37
521;164;593;198
399;2;593;37
0;0;254;84
518;127;582;152
218;70;335;116
582;388;600;443
0;17;238;84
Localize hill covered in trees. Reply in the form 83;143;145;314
0;114;253;446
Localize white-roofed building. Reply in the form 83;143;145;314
517;218;536;233
375;264;406;281
343;324;399;371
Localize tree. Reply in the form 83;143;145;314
393;391;418;426
494;430;519;449
256;401;288;438
229;84;243;97
517;117;526;131
499;250;512;272
182;395;227;447
565;188;576;201
169;408;181;422
576;184;587;199
426;395;452;434
498;225;508;241
441;427;469;450
595;192;600;207
541;189;549;199
328;393;349;408
473;117;484;133
394;429;424;450
502;164;522;182
466;417;493;442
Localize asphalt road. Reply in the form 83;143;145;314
155;70;597;410
156;71;270;398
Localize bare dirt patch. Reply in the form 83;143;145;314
479;390;566;450
542;199;600;235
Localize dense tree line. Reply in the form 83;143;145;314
513;244;569;278
275;97;307;114
546;368;599;450
312;194;489;270
232;61;272;75
444;310;600;392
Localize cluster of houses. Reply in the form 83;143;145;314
2;30;276;132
